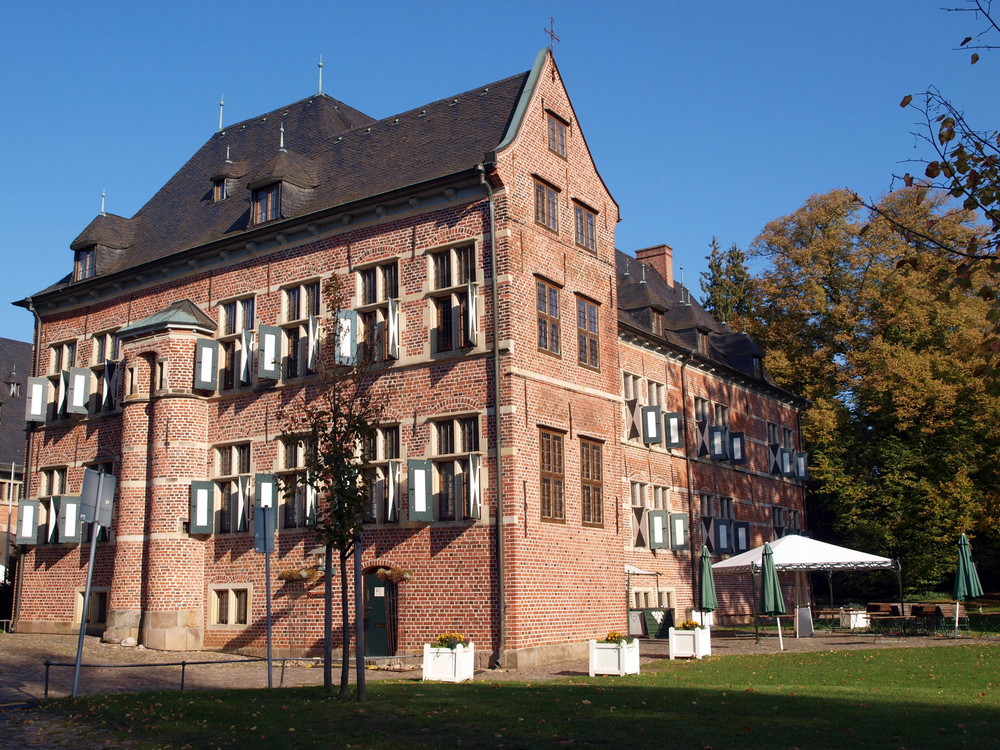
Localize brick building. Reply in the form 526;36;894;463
12;50;806;666
0;337;31;586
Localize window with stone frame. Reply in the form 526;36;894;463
363;425;401;524
534;179;559;233
651;485;669;510
766;421;780;445
630;481;648;547
576;296;599;370
90;330;121;414
215;442;252;534
547;112;567;157
282;280;321;379
433;416;479;521
218;296;256;390
574;203;596;252
580;438;603;527
211;586;250;626
623;373;642;402
782;426;795;450
539;428;565;522
647;380;664;409
428;245;476;354
694;396;712;424
536;278;561;356
715;403;730;429
357;262;399;362
252;183;280;224
279;436;316;529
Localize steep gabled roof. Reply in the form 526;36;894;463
117;299;218;340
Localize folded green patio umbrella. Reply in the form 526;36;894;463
698;545;718;618
953;533;984;636
760;542;786;650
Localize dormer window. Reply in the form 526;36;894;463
651;311;664;337
75;248;96;281
697;330;709;355
252;183;280;224
213;179;228;202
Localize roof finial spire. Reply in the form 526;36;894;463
279;121;286;151
317;55;324;95
543;16;560;51
100;189;106;217
218;94;225;132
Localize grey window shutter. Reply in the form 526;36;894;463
387;299;400;360
103;359;121;410
240;330;254;384
729;432;746;464
626;399;642;441
386;460;401;522
642;405;663;444
335;310;358;365
663;412;683;448
189;481;215;534
464;282;478;346
716;518;734;554
781;448;795;477
648;509;669;549
769;443;783;475
702;516;716;553
194;339;219;390
58;496;83;544
795;452;809;480
16;499;40;544
466;454;482;519
66;367;90;414
307;315;321;370
669;513;689;550
257;325;282;379
57;370;69;418
734;521;751;552
407;459;433;521
709;426;729;460
632;505;647;547
697;420;711;456
25;376;48;422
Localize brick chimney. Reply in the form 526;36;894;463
634;244;674;287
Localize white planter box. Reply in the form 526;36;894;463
687;609;715;629
588;639;640;676
422;642;475;682
668;627;711;659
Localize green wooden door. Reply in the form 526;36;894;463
364;573;392;656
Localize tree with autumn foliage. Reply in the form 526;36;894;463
700;237;752;330
748;189;1000;590
278;276;384;700
859;1;1000;394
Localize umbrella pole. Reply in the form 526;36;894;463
751;567;759;644
776;615;784;650
955;600;960;638
827;571;834;608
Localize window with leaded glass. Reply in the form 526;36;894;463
539;429;565;522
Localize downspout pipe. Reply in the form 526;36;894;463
478;163;506;668
12;301;43;632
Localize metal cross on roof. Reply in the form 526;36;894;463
543;16;560;50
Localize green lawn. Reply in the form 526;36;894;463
40;644;1000;749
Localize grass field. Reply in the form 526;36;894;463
43;643;999;749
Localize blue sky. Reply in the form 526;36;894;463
2;1;995;344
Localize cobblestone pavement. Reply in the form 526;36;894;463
0;629;992;748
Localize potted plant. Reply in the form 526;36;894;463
588;631;640;676
422;632;475;682
668;620;711;659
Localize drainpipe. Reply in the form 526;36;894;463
12;301;43;632
478;164;506;668
679;354;698;613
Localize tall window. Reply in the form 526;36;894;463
547;113;567;157
218;296;255;389
574;205;596;252
90;330;121;414
282;280;321;379
75;248;96;281
429;246;475;354
215;443;251;533
536;279;561;355
363;425;401;524
580;438;603;527
534;180;559;232
631;481;648;548
252;183;280;224
576;297;599;370
539;429;565;522
357;262;399;362
434;416;479;521
279;437;315;529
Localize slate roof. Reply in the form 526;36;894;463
117;299;218;339
40;69;530;299
0;338;32;470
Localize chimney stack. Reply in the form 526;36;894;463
634;244;674;288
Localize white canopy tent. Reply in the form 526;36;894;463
712;535;901;638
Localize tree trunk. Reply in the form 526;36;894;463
339;546;350;698
353;530;366;702
323;542;333;694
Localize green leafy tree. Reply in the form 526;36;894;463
279;277;384;700
749;189;1000;590
700;237;753;329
